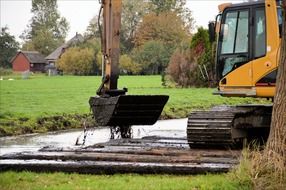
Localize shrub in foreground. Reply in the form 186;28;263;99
230;146;286;189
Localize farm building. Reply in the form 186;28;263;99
45;33;84;65
11;51;47;72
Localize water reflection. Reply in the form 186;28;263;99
0;118;187;155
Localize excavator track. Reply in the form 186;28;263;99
187;105;272;149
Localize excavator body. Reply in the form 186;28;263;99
187;0;283;148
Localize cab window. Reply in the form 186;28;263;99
221;10;249;54
277;8;282;37
221;12;238;54
254;8;266;58
219;10;249;77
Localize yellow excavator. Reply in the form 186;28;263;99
89;0;283;147
187;0;283;148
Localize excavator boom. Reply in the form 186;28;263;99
100;0;121;92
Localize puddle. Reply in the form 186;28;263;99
0;119;187;156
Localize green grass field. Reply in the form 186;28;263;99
0;171;251;190
0;75;267;118
0;75;268;136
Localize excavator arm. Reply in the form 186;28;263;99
89;0;168;129
97;0;124;96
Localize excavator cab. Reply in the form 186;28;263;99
89;0;168;130
211;0;282;98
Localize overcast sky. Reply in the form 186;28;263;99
0;0;243;43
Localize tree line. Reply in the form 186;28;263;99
1;0;213;87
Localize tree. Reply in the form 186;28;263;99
120;0;148;53
21;0;69;56
132;40;170;74
0;27;19;68
119;54;141;75
21;41;35;52
190;27;214;86
84;16;100;39
148;0;194;32
149;0;179;14
190;28;210;58
79;38;102;75
134;11;190;49
56;47;95;75
84;0;147;53
265;1;286;181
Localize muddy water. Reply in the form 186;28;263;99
0;119;187;156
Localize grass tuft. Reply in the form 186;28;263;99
230;144;286;190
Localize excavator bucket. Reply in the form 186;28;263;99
89;95;169;126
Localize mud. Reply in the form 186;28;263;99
0;119;187;156
0;119;241;174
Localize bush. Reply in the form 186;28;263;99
0;68;13;76
166;49;204;87
165;27;216;88
119;54;141;75
79;38;102;75
190;27;215;86
230;146;286;190
132;40;170;75
56;47;95;75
